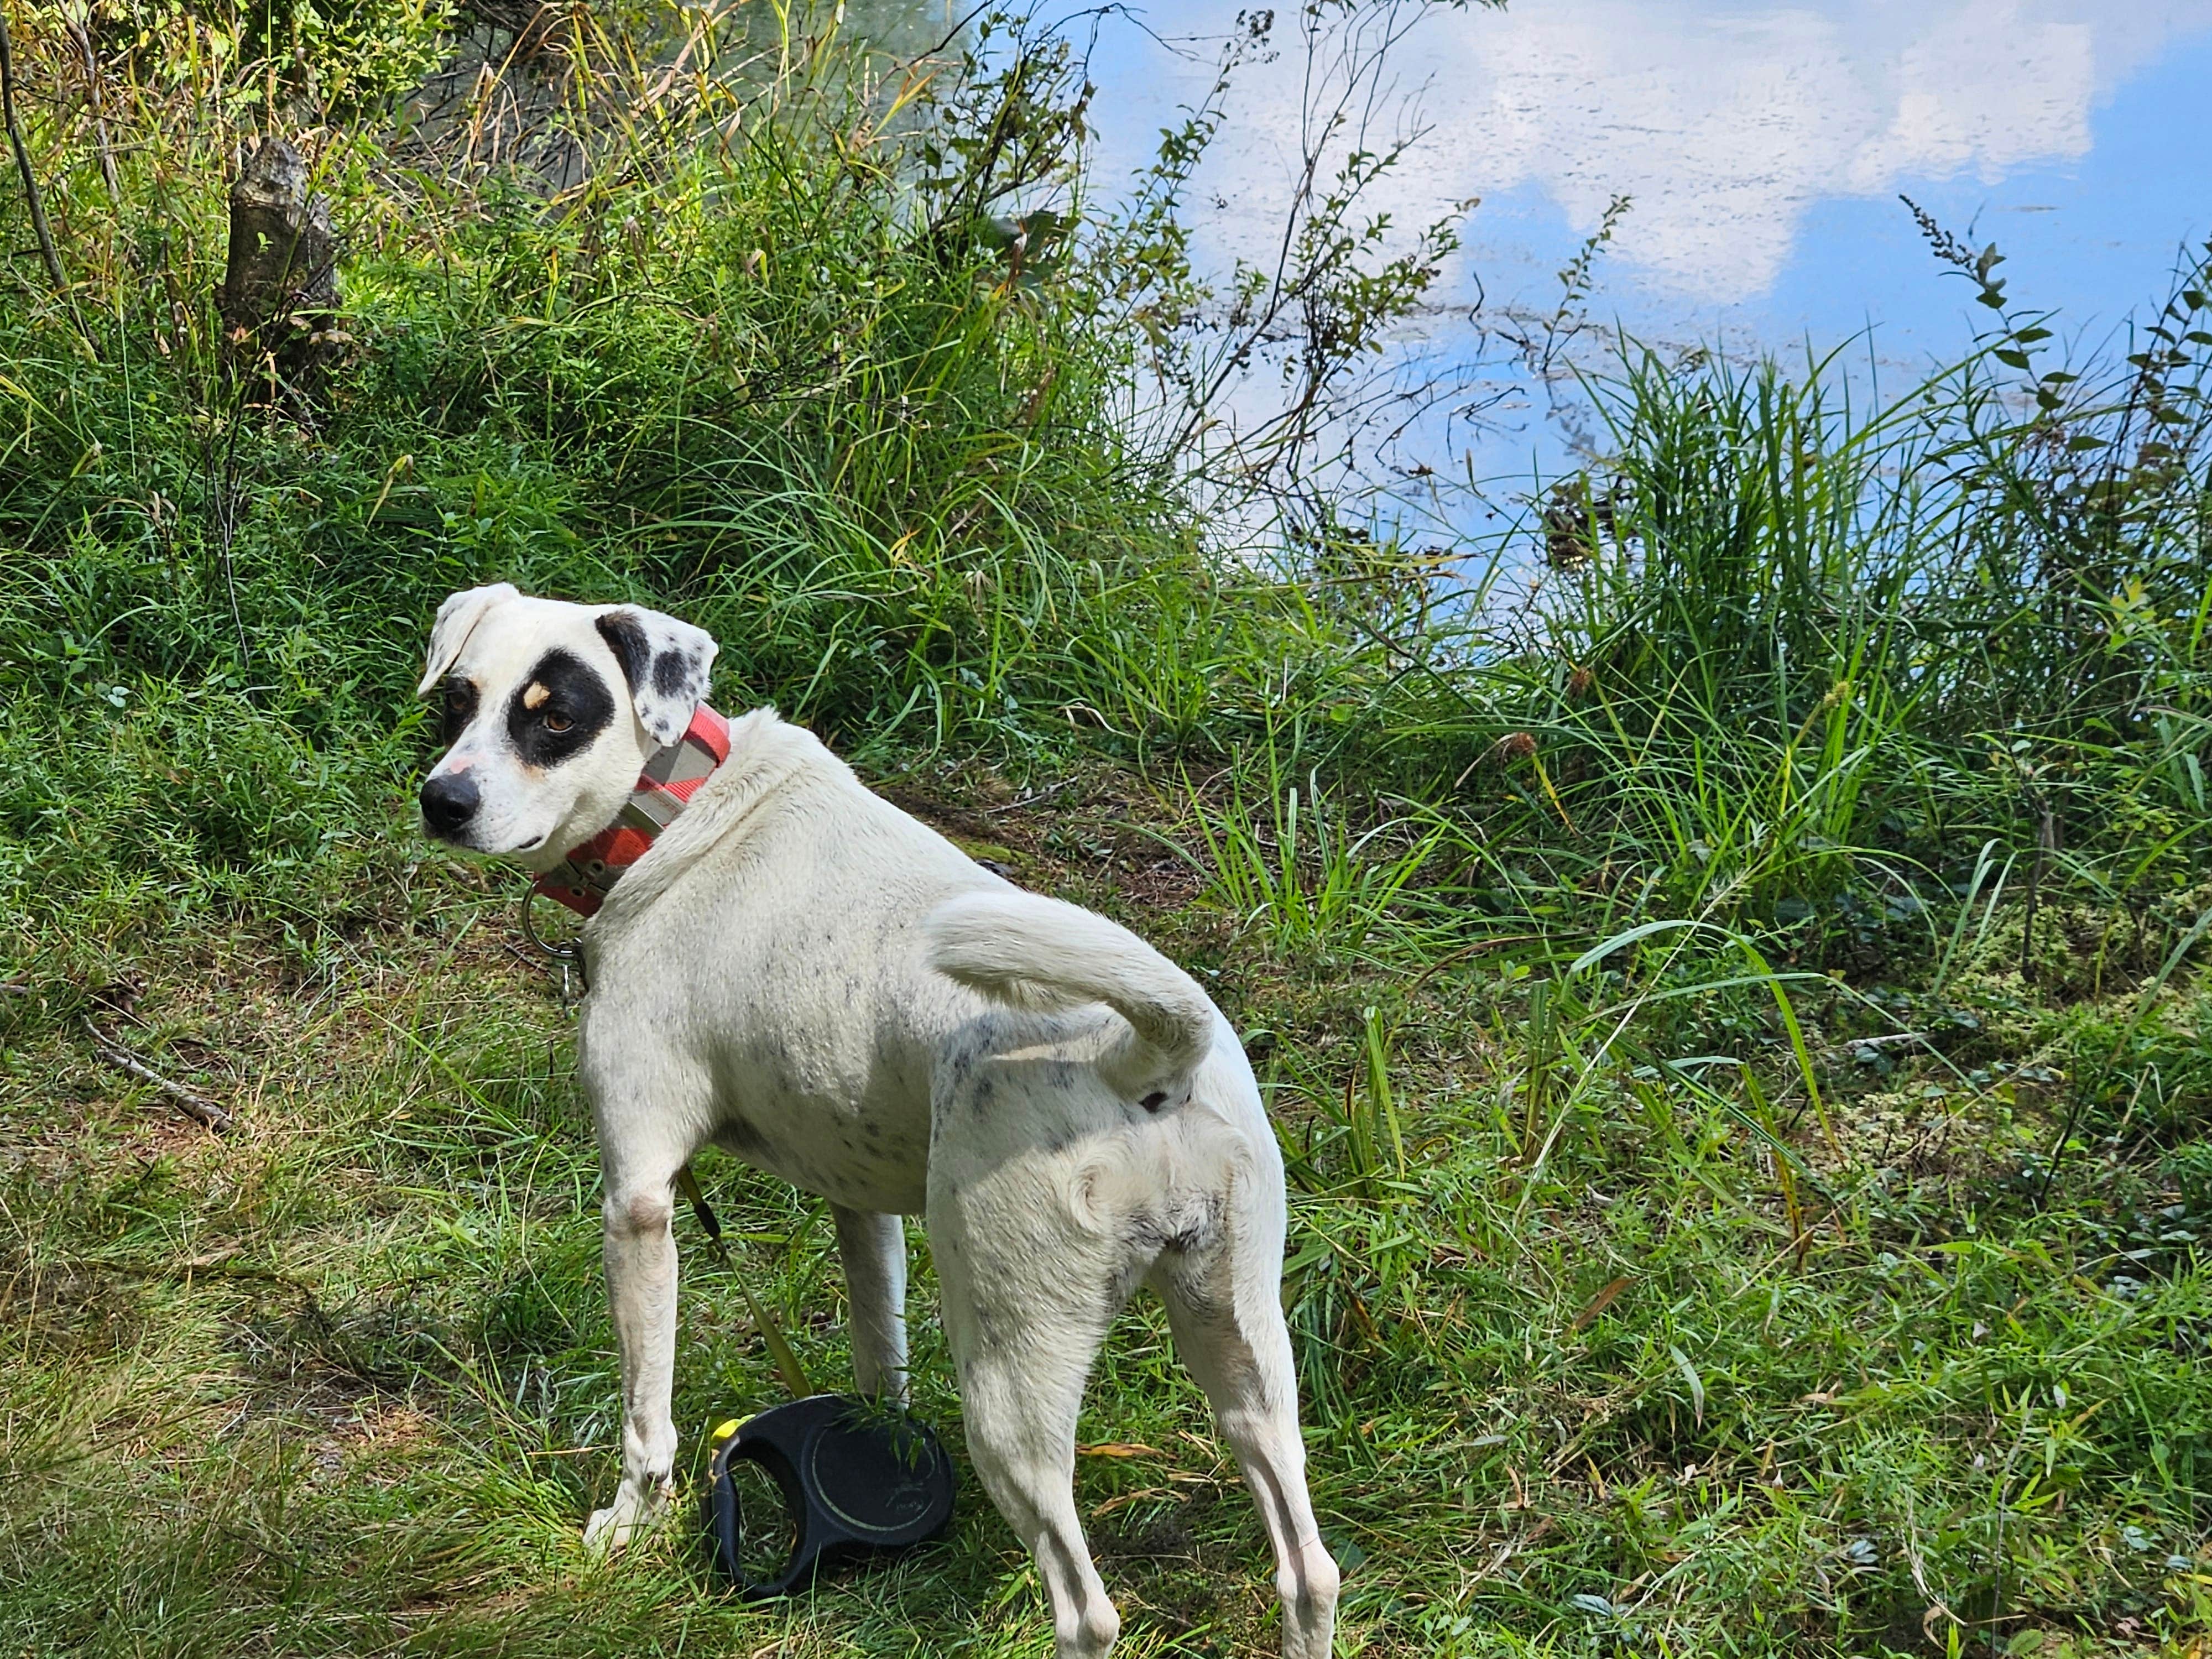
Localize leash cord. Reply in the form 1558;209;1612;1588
676;1164;813;1397
674;1165;733;1270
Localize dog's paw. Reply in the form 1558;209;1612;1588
583;1480;669;1557
581;1503;634;1556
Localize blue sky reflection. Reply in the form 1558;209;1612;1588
1069;1;2212;476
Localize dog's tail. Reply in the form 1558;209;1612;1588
924;890;1217;1093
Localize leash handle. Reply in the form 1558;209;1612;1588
704;1395;956;1599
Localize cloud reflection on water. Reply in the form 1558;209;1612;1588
1178;0;2212;303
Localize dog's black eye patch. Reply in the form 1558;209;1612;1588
441;677;479;746
507;648;614;768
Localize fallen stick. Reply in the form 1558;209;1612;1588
66;1250;308;1293
82;1019;234;1132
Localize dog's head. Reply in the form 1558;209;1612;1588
414;584;718;868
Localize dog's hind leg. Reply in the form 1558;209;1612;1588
1150;1180;1339;1659
931;1192;1123;1659
831;1205;907;1404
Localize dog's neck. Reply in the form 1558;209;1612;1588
534;705;732;917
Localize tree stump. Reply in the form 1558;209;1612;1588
218;135;344;409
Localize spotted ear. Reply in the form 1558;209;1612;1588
416;582;519;696
594;604;719;749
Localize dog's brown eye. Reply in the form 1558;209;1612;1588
441;680;478;744
544;713;573;733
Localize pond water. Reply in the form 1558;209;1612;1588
909;0;2212;503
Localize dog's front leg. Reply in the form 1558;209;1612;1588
585;1175;682;1553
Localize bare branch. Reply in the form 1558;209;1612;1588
0;6;68;298
83;1019;235;1133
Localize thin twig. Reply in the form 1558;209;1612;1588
1985;1404;2035;1657
65;9;120;208
982;775;1081;814
82;1018;234;1132
0;9;68;296
65;1250;307;1292
2019;790;2054;984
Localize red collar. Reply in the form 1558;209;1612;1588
533;705;732;917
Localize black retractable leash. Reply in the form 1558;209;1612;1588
675;1167;956;1598
703;1395;957;1597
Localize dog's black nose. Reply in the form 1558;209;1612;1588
420;770;480;837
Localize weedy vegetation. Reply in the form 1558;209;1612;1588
3;2;2211;1656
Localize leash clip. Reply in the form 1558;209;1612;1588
517;886;588;1004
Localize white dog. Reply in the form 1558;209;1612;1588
414;584;1338;1659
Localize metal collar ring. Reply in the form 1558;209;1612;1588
517;886;581;964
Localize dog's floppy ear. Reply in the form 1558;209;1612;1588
416;583;520;696
594;604;719;749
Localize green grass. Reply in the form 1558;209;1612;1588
4;3;2212;1655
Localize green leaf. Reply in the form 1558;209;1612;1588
1363;1006;1407;1178
1669;1344;1707;1426
1568;918;1709;976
